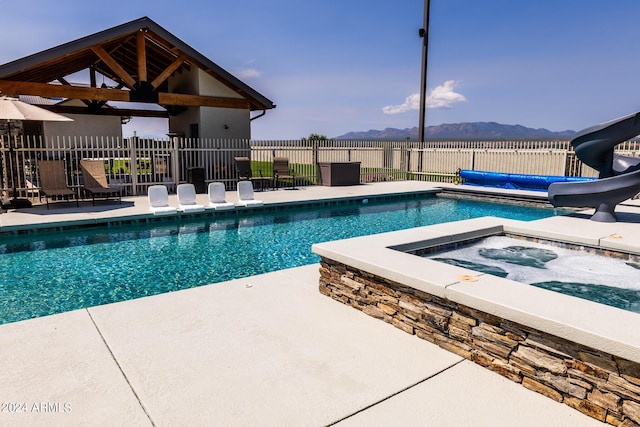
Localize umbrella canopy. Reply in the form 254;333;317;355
0;96;73;122
0;96;73;209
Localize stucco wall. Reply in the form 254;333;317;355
167;68;252;140
43;113;122;143
199;107;250;139
168;67;198;95
39;98;122;146
169;108;200;138
198;69;243;98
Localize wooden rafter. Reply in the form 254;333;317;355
158;93;250;109
0;80;251;110
84;66;100;107
0;80;130;102
151;55;185;89
137;30;147;82
144;30;183;57
47;105;169;118
90;65;97;87
91;45;136;88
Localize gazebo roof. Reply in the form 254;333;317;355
0;16;275;118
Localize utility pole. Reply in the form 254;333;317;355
418;0;430;142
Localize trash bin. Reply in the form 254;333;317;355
187;167;206;193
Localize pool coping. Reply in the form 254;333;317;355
312;216;640;364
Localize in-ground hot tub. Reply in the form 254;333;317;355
419;234;640;314
312;216;640;424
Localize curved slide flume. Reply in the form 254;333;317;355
548;112;640;222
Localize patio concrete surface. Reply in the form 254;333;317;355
0;181;631;426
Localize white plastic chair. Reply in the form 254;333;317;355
236;180;264;207
177;183;205;213
207;182;235;210
148;185;177;215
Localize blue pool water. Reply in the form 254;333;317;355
0;196;554;324
429;236;640;313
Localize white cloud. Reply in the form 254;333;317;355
383;93;421;115
427;80;467;109
236;68;261;79
382;80;466;114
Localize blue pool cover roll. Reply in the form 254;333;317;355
458;170;596;191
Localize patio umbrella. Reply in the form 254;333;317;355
0;96;74;122
0;96;73;208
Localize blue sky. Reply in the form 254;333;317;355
1;0;639;139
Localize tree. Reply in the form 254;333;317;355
302;133;328;141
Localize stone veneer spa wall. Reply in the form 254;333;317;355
313;214;640;425
318;258;640;425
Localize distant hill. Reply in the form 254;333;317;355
334;122;575;140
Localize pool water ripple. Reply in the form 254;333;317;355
427;235;640;313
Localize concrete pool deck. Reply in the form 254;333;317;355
0;181;636;426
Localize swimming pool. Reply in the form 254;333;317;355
0;196;554;324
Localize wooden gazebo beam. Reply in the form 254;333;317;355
47;105;169;118
137;30;147;83
0;17;276;113
91;46;137;88
151;55;185;89
0;80;129;102
0;80;250;109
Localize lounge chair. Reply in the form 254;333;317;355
234;156;272;191
236;180;264;207
177;183;205;212
38;160;78;209
273;157;296;190
148;185;177;215
207;182;235;210
80;160;121;205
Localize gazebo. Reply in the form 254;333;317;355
0;16;276;141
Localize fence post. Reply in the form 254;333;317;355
402;144;409;180
129;137;139;196
172;137;180;189
313;139;319;184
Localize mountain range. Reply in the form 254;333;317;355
334;122;576;140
